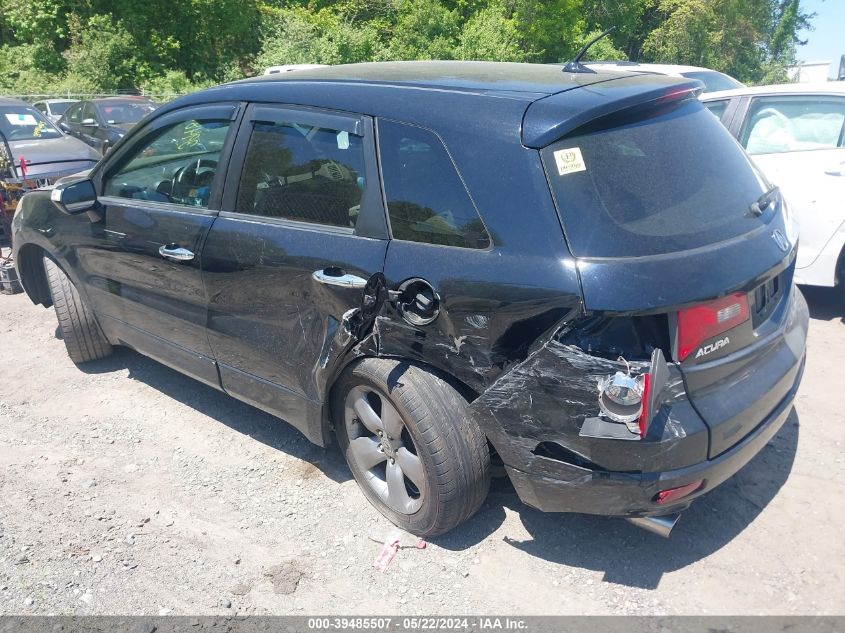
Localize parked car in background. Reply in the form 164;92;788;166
263;64;327;75
702;83;845;295
13;62;806;537
583;62;745;93
0;97;101;185
58;97;156;154
32;99;77;124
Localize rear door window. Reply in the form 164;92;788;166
741;96;845;155
542;98;771;258
378;120;490;249
235;119;367;230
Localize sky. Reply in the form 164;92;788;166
797;0;845;78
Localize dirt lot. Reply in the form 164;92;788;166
1;261;844;615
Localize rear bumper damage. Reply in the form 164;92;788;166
469;288;808;520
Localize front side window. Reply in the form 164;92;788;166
742;96;845;155
0;105;63;141
235;120;366;230
67;104;82;124
378;120;490;249
82;102;98;124
103;118;230;208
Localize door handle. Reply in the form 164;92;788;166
313;268;367;289
158;244;195;262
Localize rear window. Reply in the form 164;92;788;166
542;98;771;258
681;71;743;92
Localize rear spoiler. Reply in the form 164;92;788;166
522;75;703;149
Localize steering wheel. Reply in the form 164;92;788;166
171;158;218;204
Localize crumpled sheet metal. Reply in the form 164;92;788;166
469;340;708;478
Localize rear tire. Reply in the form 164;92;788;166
332;358;490;537
43;257;112;364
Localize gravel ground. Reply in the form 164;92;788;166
1;265;843;615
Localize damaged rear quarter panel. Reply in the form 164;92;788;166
469;340;709;477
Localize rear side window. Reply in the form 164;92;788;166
378;120;490;249
741;96;845;155
704;100;729;121
235;121;366;230
542;98;770;258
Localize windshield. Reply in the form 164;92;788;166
542;98;772;258
0;106;63;141
97;101;155;125
681;71;743;92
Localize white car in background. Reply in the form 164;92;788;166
32;99;77;124
702;83;845;294
584;62;745;93
263;64;327;75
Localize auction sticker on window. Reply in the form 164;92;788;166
553;147;587;176
5;113;38;126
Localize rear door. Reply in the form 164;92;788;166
79;103;240;387
737;94;845;276
201;104;389;441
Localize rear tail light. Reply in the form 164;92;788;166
676;293;749;361
655;480;704;505
596;349;667;440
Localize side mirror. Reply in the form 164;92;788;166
50;178;98;215
81;118;99;128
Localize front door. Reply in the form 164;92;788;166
738;94;845;277
78;103;240;386
201;104;389;442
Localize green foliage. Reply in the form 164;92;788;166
0;0;817;96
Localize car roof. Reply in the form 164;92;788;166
702;81;845;100
86;96;155;105
40;98;77;104
239;61;629;96
0;97;31;106
153;60;698;149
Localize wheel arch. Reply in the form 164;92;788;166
16;243;53;307
321;353;483;443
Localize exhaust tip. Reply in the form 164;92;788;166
626;513;681;538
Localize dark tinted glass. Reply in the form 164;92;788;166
50;101;73;116
379;120;490;249
236;121;366;230
542;98;770;258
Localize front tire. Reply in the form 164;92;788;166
43;257;112;364
332;358;490;537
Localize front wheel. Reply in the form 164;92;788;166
332;358;490;537
43;257;112;364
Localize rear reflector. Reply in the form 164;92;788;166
637;373;651;438
676;293;749;361
655;480;703;505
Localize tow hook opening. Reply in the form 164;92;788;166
626;513;681;538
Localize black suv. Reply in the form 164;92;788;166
12;62;808;537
